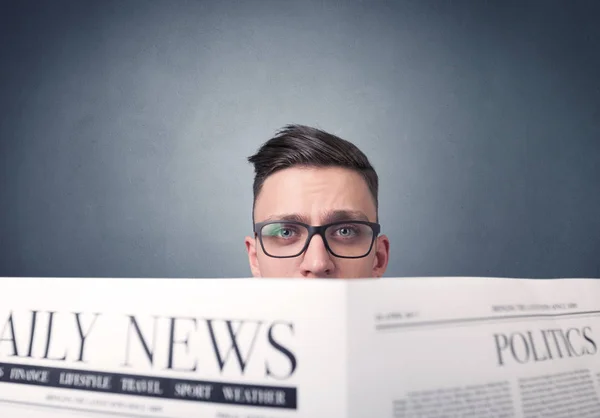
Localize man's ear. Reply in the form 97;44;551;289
372;234;390;278
244;235;262;277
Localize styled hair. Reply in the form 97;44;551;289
247;124;379;221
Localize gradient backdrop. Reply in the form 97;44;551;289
1;0;599;278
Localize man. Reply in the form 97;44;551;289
245;124;390;278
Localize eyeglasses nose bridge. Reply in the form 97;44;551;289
303;227;330;253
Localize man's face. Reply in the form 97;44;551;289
245;166;390;278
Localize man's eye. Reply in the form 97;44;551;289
262;222;303;239
268;225;300;238
278;228;294;237
334;226;358;237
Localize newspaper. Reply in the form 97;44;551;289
1;276;600;418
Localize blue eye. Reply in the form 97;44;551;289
263;223;300;239
334;226;358;237
279;228;294;237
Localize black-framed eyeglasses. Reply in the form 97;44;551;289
253;220;381;259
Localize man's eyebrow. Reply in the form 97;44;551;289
262;213;310;223
323;210;370;223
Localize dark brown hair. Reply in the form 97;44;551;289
247;124;379;221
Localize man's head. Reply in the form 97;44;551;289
245;124;390;278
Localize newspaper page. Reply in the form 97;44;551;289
3;276;600;418
347;276;600;418
0;277;349;418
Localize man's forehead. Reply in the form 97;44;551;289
254;166;377;223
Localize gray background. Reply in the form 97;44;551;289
1;0;598;279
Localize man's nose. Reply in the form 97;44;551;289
299;235;335;278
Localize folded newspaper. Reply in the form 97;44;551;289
1;276;600;418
